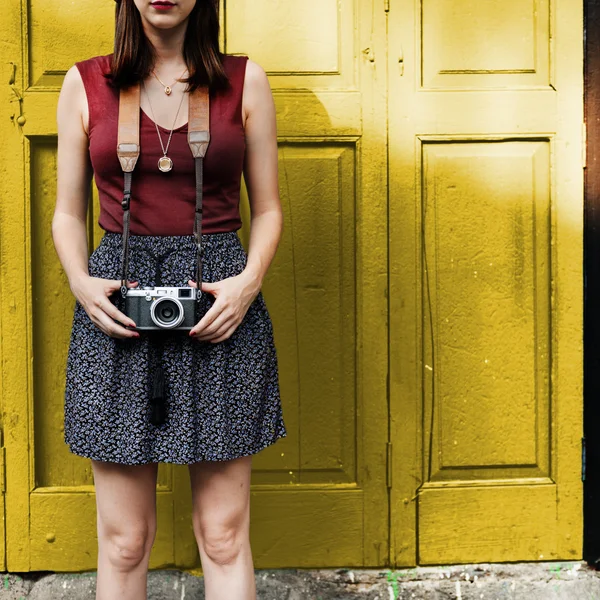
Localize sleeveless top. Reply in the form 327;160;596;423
74;53;248;236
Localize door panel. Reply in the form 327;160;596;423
230;0;389;567
421;0;551;89
389;0;583;565
226;0;356;87
1;0;389;570
421;140;551;481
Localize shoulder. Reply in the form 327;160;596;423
221;54;265;80
73;53;113;79
63;54;110;86
60;54;113;135
240;58;272;111
244;58;268;87
219;53;248;84
57;65;88;135
60;61;89;103
224;55;270;99
221;54;267;85
235;58;274;130
75;53;113;69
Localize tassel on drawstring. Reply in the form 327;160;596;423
150;365;167;426
148;256;172;428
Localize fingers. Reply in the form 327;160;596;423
200;281;217;293
191;327;234;343
190;300;241;342
211;323;238;343
97;279;138;330
91;308;139;339
194;320;238;344
189;301;221;337
187;279;217;294
106;279;124;291
107;279;139;294
187;279;242;342
98;296;136;329
84;278;140;338
193;311;230;340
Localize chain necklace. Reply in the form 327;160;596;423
151;67;187;95
142;81;187;173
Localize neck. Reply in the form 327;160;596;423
142;19;189;71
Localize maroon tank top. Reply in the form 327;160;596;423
75;53;248;236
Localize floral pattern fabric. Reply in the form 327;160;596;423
64;231;287;465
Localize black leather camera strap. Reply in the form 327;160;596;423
116;80;210;300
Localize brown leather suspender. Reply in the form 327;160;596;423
187;86;210;297
116;82;210;298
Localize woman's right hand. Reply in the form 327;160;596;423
70;274;140;339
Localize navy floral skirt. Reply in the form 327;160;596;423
64;231;287;465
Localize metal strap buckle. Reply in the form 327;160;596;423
121;193;131;211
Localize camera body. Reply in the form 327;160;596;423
124;286;199;331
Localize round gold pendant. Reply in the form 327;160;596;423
164;86;172;95
158;156;173;172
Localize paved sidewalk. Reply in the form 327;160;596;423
1;561;599;599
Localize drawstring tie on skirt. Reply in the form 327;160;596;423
147;253;173;427
150;356;167;427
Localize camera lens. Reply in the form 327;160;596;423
161;305;174;319
150;297;184;329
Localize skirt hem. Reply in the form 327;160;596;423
65;429;287;466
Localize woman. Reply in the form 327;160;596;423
52;0;287;598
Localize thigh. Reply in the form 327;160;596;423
188;455;253;534
92;460;159;541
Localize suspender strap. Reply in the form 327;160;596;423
116;82;210;299
188;85;210;297
117;83;140;297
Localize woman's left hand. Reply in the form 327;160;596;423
188;272;261;343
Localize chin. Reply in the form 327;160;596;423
136;1;195;29
145;16;187;29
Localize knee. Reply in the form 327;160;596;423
199;524;245;566
102;528;155;572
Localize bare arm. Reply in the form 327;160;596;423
53;65;138;338
53;65;93;287
188;58;283;342
238;58;283;290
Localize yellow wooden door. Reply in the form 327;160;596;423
230;0;390;568
388;0;584;565
0;0;389;570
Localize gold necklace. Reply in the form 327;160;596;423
142;82;187;172
151;67;187;96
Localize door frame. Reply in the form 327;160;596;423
584;0;600;566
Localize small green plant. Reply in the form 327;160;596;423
386;570;400;599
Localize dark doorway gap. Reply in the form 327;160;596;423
584;0;600;567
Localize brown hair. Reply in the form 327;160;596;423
105;0;230;92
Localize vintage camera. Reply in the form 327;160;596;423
124;286;199;331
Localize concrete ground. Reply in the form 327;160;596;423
1;561;600;599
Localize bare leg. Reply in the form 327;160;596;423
92;459;159;600
188;455;255;600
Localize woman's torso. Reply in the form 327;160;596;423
75;53;249;236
